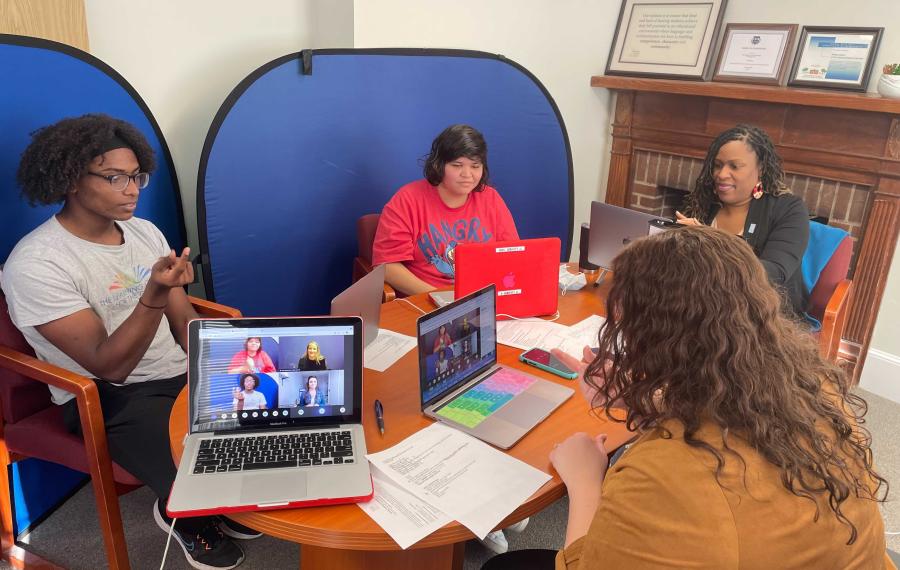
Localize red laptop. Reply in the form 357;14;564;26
454;237;560;319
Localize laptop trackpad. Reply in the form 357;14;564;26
494;392;556;428
240;471;307;504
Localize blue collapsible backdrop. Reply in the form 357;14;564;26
0;35;186;262
199;49;573;316
0;34;186;536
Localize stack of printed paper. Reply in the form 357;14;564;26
359;423;550;549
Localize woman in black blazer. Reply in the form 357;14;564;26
676;124;809;316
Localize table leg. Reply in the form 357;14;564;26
299;541;465;570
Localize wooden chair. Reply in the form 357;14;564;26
805;230;854;362
0;290;241;570
353;213;396;302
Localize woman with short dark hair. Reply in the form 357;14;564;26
373;124;519;295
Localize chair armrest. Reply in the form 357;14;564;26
0;347;123;554
382;283;396;303
819;279;852;362
0;345;97;396
188;296;242;318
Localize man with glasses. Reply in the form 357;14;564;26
1;115;253;569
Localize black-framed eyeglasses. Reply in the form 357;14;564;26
86;171;150;191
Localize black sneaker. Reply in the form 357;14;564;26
217;516;262;540
153;501;245;569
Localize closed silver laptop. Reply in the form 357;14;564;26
331;264;385;347
167;316;372;517
588;201;669;269
417;285;573;450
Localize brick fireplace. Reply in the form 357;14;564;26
592;76;900;377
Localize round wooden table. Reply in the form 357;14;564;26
169;279;630;570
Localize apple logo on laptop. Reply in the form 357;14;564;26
502;272;516;289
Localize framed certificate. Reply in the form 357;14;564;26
712;24;798;85
605;0;728;80
788;26;883;91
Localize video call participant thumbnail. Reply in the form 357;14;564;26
227;336;275;373
296;374;327;407
297;340;328;370
232;373;267;410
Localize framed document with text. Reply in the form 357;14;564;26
605;0;728;80
712;24;797;85
788;26;883;91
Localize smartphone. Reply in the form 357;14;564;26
519;348;578;380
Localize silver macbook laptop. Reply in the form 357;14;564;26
167;316;373;518
331;264;385;346
417;285;573;449
588;201;669;269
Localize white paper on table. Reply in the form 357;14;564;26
366;423;551;539
496;319;572;352
496;314;606;361
364;329;417;372
357;465;452;549
554;314;605;361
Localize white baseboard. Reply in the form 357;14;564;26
859;349;900;404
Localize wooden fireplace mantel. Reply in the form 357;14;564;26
591;75;900;115
592;75;900;378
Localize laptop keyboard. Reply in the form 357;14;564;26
192;430;355;474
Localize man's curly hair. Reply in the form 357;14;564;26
16;114;156;206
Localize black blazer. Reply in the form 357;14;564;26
705;193;810;316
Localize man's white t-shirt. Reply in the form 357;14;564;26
1;216;187;405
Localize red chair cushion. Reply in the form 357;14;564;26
0;289;54;424
4;404;142;485
808;235;852;321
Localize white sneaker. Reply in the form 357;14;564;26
506;518;530;533
480;530;509;554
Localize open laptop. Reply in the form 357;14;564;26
331;264;385;346
454;237;560;319
588;202;670;269
167;316;373;518
417;284;573;449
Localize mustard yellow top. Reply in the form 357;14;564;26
556;420;893;570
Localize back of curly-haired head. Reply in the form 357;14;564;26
16;114;156;206
586;226;886;544
684;124;789;223
423;124;489;192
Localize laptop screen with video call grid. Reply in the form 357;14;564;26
187;317;362;434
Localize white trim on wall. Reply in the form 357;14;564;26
859;348;900;405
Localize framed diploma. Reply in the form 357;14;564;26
712;24;798;85
788;26;883;91
605;0;728;80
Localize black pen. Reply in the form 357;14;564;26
374;399;385;436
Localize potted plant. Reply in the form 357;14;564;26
878;63;900;99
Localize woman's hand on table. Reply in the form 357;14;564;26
550;346;596;377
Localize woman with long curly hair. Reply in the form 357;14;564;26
676;124;810;316
486;226;890;569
